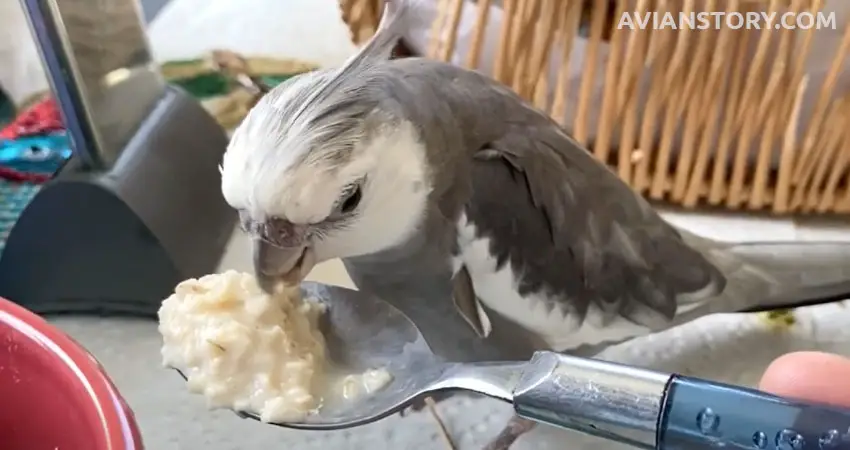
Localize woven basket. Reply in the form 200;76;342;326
340;0;850;216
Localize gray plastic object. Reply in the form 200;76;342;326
0;0;236;316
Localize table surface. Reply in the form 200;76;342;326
46;0;850;448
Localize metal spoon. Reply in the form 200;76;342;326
175;282;850;450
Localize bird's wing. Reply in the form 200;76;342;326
454;122;728;348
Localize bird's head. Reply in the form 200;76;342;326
220;67;432;293
220;0;428;293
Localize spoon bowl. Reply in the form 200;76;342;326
283;282;443;428
173;282;518;430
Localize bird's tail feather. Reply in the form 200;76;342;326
575;240;850;358
720;241;850;311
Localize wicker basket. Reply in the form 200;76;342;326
340;0;850;216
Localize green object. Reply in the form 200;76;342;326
160;58;229;99
164;67;299;100
259;74;298;88
171;73;231;99
163;58;206;68
169;73;297;100
159;55;314;108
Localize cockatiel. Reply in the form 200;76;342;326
220;1;850;448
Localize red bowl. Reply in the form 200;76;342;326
0;297;144;450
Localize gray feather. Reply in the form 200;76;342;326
452;265;490;338
325;56;850;360
247;1;850;360
467;139;725;328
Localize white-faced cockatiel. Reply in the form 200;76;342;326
219;1;850;448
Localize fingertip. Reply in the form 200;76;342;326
760;351;850;407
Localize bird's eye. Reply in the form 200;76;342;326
339;185;362;214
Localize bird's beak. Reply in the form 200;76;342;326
253;238;316;294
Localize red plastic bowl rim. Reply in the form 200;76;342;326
0;299;138;450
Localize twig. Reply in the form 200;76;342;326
482;417;537;450
425;396;457;450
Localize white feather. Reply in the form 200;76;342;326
455;213;655;352
310;123;432;261
221;117;432;263
220;72;339;219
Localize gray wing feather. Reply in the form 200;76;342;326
451;266;494;338
465;125;728;329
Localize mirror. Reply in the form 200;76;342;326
20;0;166;169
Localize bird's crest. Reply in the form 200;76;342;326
220;0;418;218
285;0;411;127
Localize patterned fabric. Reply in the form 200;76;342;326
0;179;40;253
0;133;72;180
0;97;65;254
0;97;63;140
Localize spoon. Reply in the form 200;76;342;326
175;282;850;450
175;282;520;428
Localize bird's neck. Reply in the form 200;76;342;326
341;237;541;363
341;217;488;362
345;205;455;276
342;205;455;310
341;249;527;362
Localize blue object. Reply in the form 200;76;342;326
0;132;72;175
661;376;850;450
0;133;71;255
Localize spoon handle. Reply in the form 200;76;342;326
511;351;850;450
